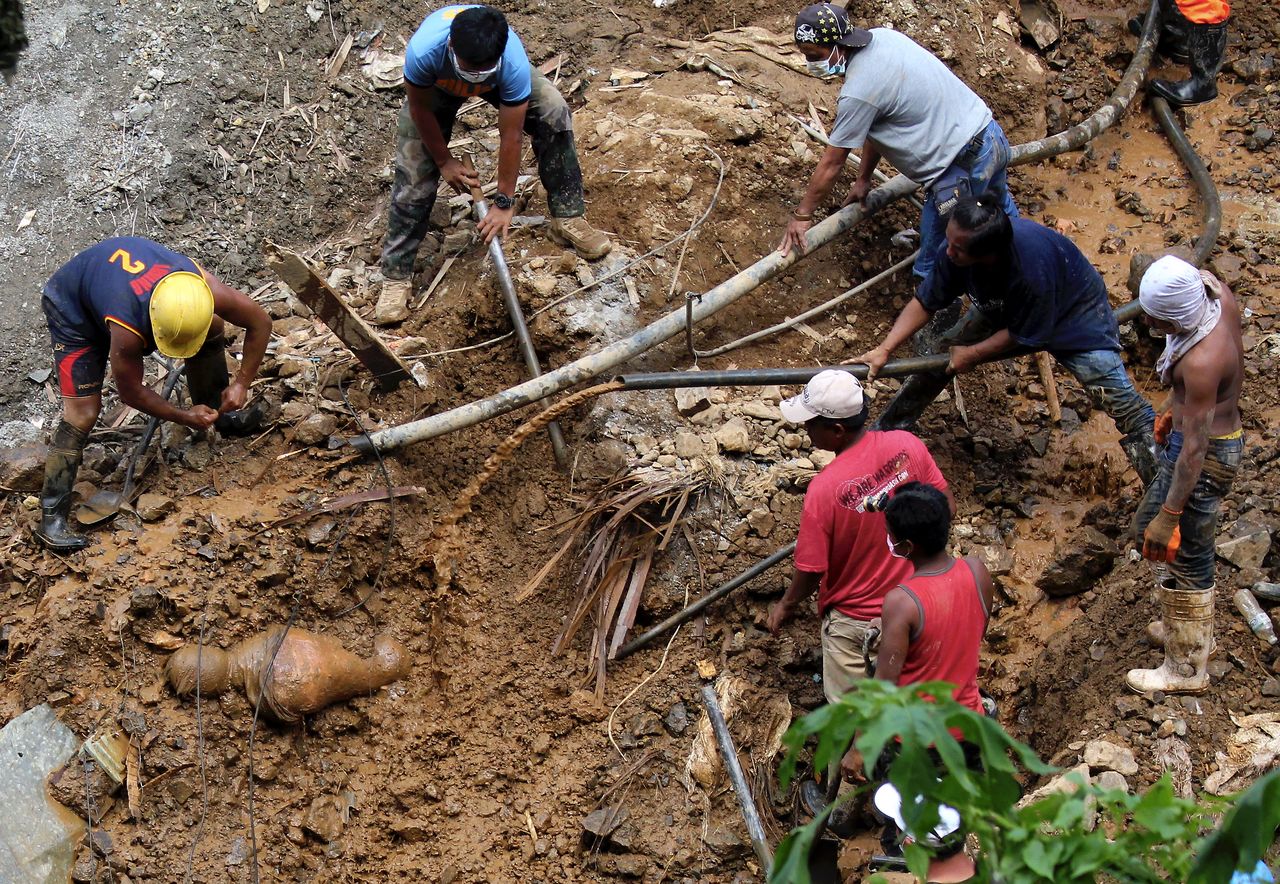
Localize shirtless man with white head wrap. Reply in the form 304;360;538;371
1127;254;1243;695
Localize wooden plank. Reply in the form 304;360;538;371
263;242;414;390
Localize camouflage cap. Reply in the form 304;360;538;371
793;3;872;49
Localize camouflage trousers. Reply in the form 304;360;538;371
1;0;29;79
381;70;586;280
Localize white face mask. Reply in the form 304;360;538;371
450;45;501;83
886;534;908;559
806;46;846;78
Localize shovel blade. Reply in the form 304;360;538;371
76;491;125;526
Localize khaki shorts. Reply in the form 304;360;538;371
821;609;877;704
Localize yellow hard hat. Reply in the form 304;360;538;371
149;271;214;358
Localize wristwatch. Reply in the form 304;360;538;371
493;192;514;210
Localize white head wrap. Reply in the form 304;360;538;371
1138;255;1222;384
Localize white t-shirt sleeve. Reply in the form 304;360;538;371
827;96;879;150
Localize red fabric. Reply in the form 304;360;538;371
57;346;91;397
896;559;987;714
794;430;948;620
1174;0;1229;24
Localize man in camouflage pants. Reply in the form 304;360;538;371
376;4;610;324
2;0;28;80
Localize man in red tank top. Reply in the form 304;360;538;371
875;482;994;712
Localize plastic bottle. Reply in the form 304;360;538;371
1233;589;1278;646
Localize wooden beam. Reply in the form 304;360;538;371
263;242;414;391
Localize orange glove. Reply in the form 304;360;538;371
1142;505;1183;563
1154;410;1174;446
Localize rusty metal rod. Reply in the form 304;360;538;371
616;543;796;660
700;683;774;875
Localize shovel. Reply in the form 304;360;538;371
76;365;184;526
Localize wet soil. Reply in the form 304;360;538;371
1;0;1279;881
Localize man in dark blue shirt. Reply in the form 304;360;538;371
858;194;1156;484
37;237;272;552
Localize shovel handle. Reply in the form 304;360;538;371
120;365;185;500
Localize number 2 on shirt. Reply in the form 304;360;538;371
108;248;147;275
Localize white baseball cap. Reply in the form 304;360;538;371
779;369;865;423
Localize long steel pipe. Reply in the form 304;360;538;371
473;196;570;468
700;683;774;875
349;175;920;453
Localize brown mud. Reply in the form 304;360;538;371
1;0;1278;881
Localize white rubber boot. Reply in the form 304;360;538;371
1127;585;1213;694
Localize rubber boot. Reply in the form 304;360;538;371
1150;21;1228;108
34;421;90;552
1126;584;1213;694
184;335;262;436
874;301;969;431
1120;430;1158;488
1128;3;1189;64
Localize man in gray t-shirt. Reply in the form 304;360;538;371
780;3;1018;282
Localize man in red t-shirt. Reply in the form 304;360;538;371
768;370;953;703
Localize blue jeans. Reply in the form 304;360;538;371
914;120;1020;280
1133;429;1242;590
1054;349;1156;442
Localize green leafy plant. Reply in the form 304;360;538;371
771;680;1279;883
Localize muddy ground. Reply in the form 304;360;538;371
1;0;1279;880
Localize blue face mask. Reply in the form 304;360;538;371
806;46;846;78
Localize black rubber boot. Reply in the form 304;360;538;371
1150;20;1228;107
1128;5;1189;64
874;303;987;432
184;334;263;436
34;421;90;552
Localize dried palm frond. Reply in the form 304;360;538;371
523;465;722;698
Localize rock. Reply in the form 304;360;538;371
395;337;432;357
182;441;212;471
1261;678;1280;698
673;387;712;416
529;275;558;297
294;413;338;446
747;507;775;538
739;401;780;421
135;493;175;522
664;701;689;735
1216;519;1271;570
129;586;162;616
1083;739;1138;776
1037;526;1119;598
0;445;46;492
1095;770;1129;793
1231;53;1275;84
391;816;431;842
303;795;346;842
226;836;249;867
982;545;1015;576
0;705;85;880
1019;0;1059;48
673;431;708;459
713;419;752;453
701;824;744;854
581;806;628;839
810;450;835;469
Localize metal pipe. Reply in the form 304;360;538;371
1010;0;1159;165
472;195;570;469
700;683;774;875
615;543;796;660
614;358;946;391
349;174;921;453
1149;95;1222;268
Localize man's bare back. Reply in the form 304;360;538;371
1169;276;1243;437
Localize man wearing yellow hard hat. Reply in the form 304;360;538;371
37;236;272;552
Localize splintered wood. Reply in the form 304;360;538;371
263;242;414;390
521;468;717;701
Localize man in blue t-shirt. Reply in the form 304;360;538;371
374;5;610;325
36;237;272;552
857;194;1157;484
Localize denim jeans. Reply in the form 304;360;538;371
914;120;1020;280
1133;429;1242;590
1054;349;1156;441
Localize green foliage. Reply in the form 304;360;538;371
770;681;1279;884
